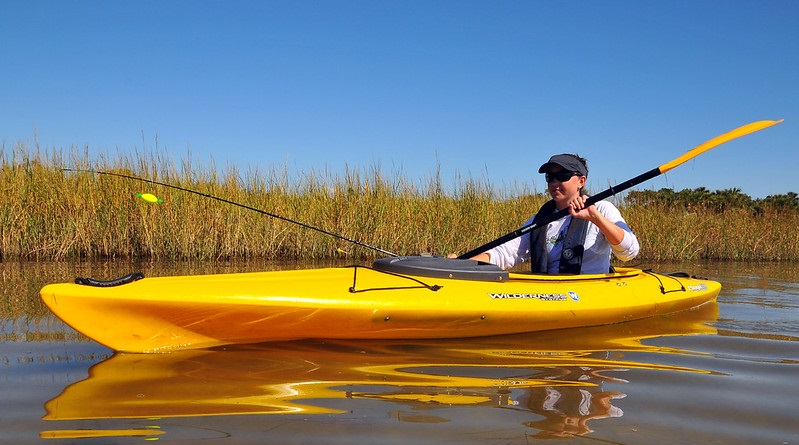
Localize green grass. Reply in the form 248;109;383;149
2;143;798;262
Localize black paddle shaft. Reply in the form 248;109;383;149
457;167;661;259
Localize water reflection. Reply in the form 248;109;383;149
42;302;718;440
519;360;628;438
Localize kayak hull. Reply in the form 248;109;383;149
40;263;720;353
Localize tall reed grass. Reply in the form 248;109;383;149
2;143;798;262
625;203;799;261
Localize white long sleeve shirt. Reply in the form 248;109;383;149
485;200;639;274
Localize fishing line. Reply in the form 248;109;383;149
62;168;399;257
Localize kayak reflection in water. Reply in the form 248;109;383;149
345;361;629;437
455;154;640;274
515;364;628;438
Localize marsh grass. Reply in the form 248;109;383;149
2;143;798;262
625;203;799;261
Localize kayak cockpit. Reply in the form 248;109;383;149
372;256;508;282
371;255;644;283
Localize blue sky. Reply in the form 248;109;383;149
2;0;796;198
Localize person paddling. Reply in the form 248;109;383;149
457;154;639;274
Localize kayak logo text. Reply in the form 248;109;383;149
489;292;569;301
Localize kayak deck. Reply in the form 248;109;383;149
40;260;720;353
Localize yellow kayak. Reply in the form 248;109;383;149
40;256;720;353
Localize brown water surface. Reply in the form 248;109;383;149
1;260;797;444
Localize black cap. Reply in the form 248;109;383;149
538;154;588;176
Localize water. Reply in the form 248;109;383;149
1;260;797;444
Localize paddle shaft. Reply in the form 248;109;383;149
457;167;660;259
62;168;399;257
458;119;783;260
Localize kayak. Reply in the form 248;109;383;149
40;256;720;353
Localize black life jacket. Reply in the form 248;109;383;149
529;200;590;274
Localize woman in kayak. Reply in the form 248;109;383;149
461;154;639;274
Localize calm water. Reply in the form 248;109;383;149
1;260;797;445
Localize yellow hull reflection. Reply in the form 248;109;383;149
43;302;717;424
40;428;164;440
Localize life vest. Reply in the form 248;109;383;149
529;200;590;274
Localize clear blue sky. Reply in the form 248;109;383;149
2;0;796;198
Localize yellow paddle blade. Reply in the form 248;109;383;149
136;193;163;203
659;119;783;174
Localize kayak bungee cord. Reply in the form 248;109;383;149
347;264;442;294
62;168;399;257
458;119;784;259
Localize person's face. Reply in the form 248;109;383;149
545;166;586;204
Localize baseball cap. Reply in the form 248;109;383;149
538;154;588;176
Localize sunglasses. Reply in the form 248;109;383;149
545;171;580;183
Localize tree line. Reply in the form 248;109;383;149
624;188;799;214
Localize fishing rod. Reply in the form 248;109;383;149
62;168;399;257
